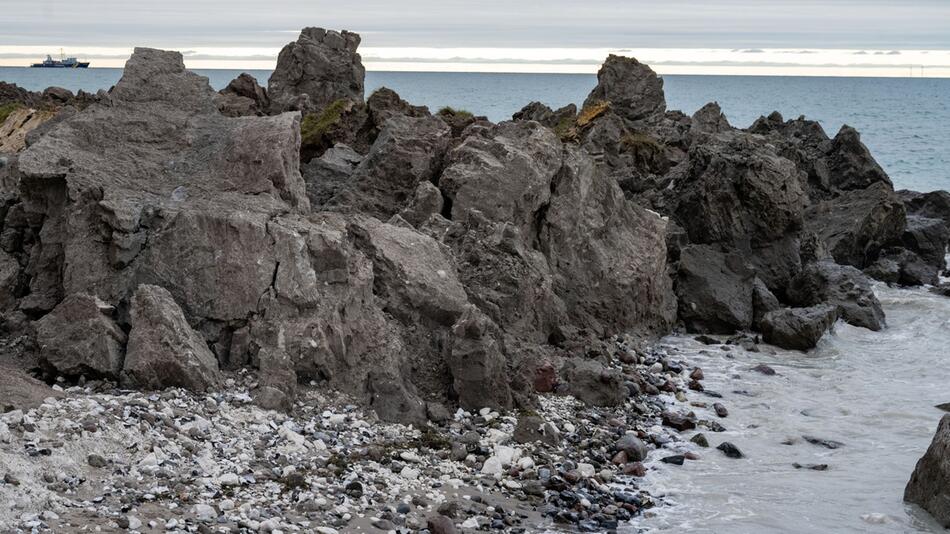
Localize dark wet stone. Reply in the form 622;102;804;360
87;453;108;468
695;335;719;345
752;364;777;375
662;411;696;431
793;463;829;471
690;367;705;380
717;442;744;458
661;455;685;465
713;403;729;418
690;433;710;448
936;403;950;412
803;435;844;449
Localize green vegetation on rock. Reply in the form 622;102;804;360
0;102;23;126
300;98;349;146
437;106;474;120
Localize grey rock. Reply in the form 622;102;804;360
759;305;839;351
676;244;755;334
614;434;649;462
302;143;363;209
561;358;626;407
447;307;512;411
217;73;269;116
329;115;450;219
35;293;126;378
824;125;893;193
583;55;666;121
397;181;444;228
804;182;906;269
268;27;365;114
122;284;221;391
787;261;885;331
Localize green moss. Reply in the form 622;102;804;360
300;98;349;146
576;100;609;128
437;106;474;120
0;102;23;125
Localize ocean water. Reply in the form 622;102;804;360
629;277;950;534
0;67;947;193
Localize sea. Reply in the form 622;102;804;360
3;67;950;533
0;67;947;193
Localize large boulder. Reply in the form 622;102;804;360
804;182;906;269
759;305;838;351
122;284;221;391
560;358;626;407
350;217;468;326
34;293;126;378
583;55;666;122
787;261;885;331
675;244;755;334
905;415;950;526
268;27;365;114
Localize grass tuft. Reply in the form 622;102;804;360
300;98;349;146
0;102;23;126
437;106;474;120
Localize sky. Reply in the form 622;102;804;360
2;0;950;76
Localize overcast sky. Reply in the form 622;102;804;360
3;0;950;75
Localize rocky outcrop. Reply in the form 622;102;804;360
905;415;950;526
34;293;126;378
447;307;513;411
759;305;838;351
583;55;665;122
268;27;365;114
787;261;885;331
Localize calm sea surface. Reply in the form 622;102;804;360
0;67;947;193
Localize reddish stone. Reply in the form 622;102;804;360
623;462;647;477
533;360;558;393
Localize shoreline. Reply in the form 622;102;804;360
1;25;949;533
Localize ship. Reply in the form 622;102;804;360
31;50;90;68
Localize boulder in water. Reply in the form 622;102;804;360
787;261;885;331
759;305;838;351
905;415;950;526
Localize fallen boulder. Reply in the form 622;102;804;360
560;358;626;407
759;305;838;351
675;244;755;334
34;293;126;378
122;284;221;391
787;261;885;331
